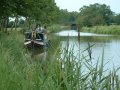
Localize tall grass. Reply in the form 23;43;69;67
48;24;71;33
48;24;62;33
82;25;120;35
0;32;120;90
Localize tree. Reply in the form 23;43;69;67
0;0;59;31
27;0;59;24
57;9;78;24
78;3;113;26
112;14;120;25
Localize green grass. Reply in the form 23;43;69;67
0;32;120;90
47;24;71;33
48;24;62;33
81;25;120;35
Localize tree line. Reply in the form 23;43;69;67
56;3;120;27
0;0;78;30
52;3;120;27
0;0;59;30
0;1;120;31
77;3;120;27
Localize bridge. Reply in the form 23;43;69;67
64;21;77;30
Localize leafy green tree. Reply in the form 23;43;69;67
112;14;120;25
27;0;58;24
0;0;59;31
78;3;113;26
57;9;78;24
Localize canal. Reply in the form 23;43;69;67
56;30;120;70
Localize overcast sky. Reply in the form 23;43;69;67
55;0;120;13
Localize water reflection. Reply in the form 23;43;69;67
26;47;47;61
55;30;111;36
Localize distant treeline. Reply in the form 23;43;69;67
77;3;120;27
0;1;120;30
56;3;120;27
51;3;120;27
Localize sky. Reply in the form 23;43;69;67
55;0;120;13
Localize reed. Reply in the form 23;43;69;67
48;24;62;33
0;32;120;90
82;25;120;35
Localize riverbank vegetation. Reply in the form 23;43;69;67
48;24;71;33
77;3;120;35
48;24;62;33
0;32;120;90
81;25;120;35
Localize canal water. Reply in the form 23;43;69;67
56;30;120;70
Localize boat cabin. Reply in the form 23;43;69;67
24;31;48;48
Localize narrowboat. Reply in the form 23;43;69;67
24;31;50;49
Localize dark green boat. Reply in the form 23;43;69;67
24;31;50;49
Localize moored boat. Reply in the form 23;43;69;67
24;31;50;49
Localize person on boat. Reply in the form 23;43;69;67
36;24;41;32
35;24;45;33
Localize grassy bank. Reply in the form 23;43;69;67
0;32;120;90
48;24;62;33
81;25;120;35
48;24;71;33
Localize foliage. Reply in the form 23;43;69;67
57;9;78;24
77;3;113;27
0;0;59;31
112;14;120;25
29;0;59;24
81;25;120;35
0;32;120;90
48;24;61;33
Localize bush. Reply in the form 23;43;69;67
81;25;120;35
48;24;61;33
